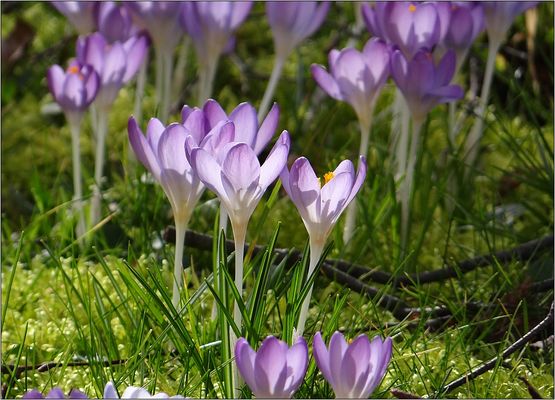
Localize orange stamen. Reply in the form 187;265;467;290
408;4;416;12
67;65;80;74
323;172;334;184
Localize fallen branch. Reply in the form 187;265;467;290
391;388;422;399
439;302;554;395
1;359;126;379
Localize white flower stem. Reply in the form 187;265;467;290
198;55;219;105
161;49;174;123
257;55;285;123
400;117;424;253
133;60;147;126
172;216;189;309
343;112;373;244
395;98;411;186
68;116;86;242
173;37;190;101
90;110;108;227
296;239;325;339
230;219;246;395
463;39;500;174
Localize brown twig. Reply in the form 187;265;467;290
439;302;554;395
391;388;422;399
519;376;543;399
1;359;126;379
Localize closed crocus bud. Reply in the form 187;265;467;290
97;1;134;43
266;1;330;59
76;32;149;109
52;1;98;35
23;387;88;399
187;130;290;230
391;49;464;123
280;156;367;249
362;2;440;58
444;3;484;56
235;336;308;398
311;38;390;128
313;331;392;399
47;61;99;123
181;2;252;67
483;1;538;45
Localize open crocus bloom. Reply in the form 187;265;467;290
187;131;290;229
193;99;279;156
47;61;99;122
103;382;184;399
52;2;98;35
280;156;367;248
266;1;330;59
76;32;149;109
362;2;440;58
97;1;134;43
311;38;390;127
23;388;87;399
235;336;308;398
181;2;252;66
390;49;464;123
313;331;393;399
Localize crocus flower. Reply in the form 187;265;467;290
46;61;99;123
313;331;392;399
181;2;252;102
362;2;440;58
390;49;463;123
76;32;149;110
103;382;184;399
52;2;98;35
483;1;537;46
443;3;484;65
235;336;308;398
280;156;367;249
281;156;366;337
311;38;390;131
97;1;134;43
258;1;330;120
266;1;330;60
23;388;88;399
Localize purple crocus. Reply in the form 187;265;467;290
181;2;252;102
47;61;99;123
23;388;88;399
311;38;390;141
52;2;98;35
362;2;440;58
443;3;484;67
391;49;463;123
76;32;149;110
483;1;537;46
97;2;134;43
103;381;184;399
258;1;330;120
313;331;392;399
280;156;366;337
235;336;308;398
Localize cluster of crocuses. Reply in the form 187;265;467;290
24;331;392;399
312;1;537;245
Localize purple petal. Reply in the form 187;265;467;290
328;332;349;394
63;72;86;110
128;117;161;179
221;143;260;191
146;118;165;153
253;336;288;397
203;99;228;129
47;65;65;102
345;335;372;397
45;388;65;399
103;382;118;399
289;157;321;223
340;156;367;215
67;389;88;399
229;2;253;30
157;124;189;173
390;49;408;91
181;105;193;124
362;38;390;88
190;148;226;200
122;34;149;83
102;41;126;85
304;1;330;39
320;172;353;229
199;120;236;161
182;108;207;145
229;102;257;148
235;338;259;394
76;33;106;75
23;390;44;399
428;85;464;103
311;64;343;101
259;131;290;190
285;337;308;394
312;332;333;386
435;49;457;87
413;3;440;50
254;102;279;155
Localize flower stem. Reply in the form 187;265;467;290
68;116;86;243
155;48;163;106
161;49;174;123
198;55;219;105
296;239;324;339
172;217;188;309
133;59;147;127
400;117;424;254
211;205;228;321
395;98;410;185
343;113;373;244
463;39;500;174
257;56;285;123
90;110;108;227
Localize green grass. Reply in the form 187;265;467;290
2;2;554;399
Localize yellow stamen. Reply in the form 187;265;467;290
67;65;80;74
408;4;416;12
323;171;334;185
